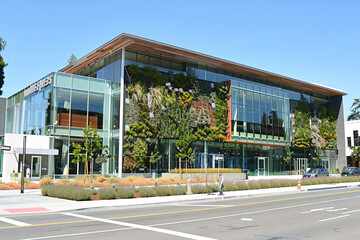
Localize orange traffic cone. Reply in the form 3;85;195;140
297;180;301;190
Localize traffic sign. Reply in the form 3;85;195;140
0;145;11;151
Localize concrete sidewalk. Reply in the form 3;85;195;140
1;182;359;215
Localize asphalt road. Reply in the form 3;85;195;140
1;188;360;240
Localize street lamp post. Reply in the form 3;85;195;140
20;136;26;194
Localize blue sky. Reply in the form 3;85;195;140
1;0;359;118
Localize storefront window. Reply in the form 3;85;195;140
54;88;71;127
70;90;88;128
88;92;104;129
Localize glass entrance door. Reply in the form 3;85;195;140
321;159;330;169
256;157;269;176
31;156;41;178
294;158;308;175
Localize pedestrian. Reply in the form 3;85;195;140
218;171;224;195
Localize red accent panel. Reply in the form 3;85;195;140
227;81;232;141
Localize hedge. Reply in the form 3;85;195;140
41;185;91;201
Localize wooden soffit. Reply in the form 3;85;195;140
59;33;346;97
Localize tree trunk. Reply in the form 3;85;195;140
91;159;94;182
179;157;182;179
84;161;88;183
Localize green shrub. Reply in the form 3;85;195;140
248;181;260;190
40;177;54;187
117;188;135;199
41;184;51;196
56;186;75;199
223;184;237;191
268;180;281;188
91;189;98;195
278;180;292;187
139;187;155;197
74;176;85;181
98;188;117;200
206;184;218;193
191;185;208;194
70;181;80;186
155;187;171;196
300;179;312;186
106;176;119;184
331;177;342;184
235;181;249;190
169;186;186;195
169;168;242;174
41;185;92;201
259;181;271;189
72;188;91;201
322;178;331;184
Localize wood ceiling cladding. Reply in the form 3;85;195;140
59;33;346;97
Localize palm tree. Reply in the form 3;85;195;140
350;146;360;167
348;98;360;121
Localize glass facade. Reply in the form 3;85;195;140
231;81;290;144
5;71;119;178
76;49;335;176
3;45;339;178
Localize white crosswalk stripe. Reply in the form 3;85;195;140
62;212;217;240
0;217;30;226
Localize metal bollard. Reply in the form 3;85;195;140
187;178;192;195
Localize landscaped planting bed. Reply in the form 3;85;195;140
41;184;188;201
3;175;360;199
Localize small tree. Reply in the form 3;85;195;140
176;131;195;178
283;145;294;164
68;53;77;65
0;37;7;96
72;124;113;181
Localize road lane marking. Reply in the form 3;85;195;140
319;214;351;222
171;204;231;207
0;217;30;226
149;196;360;228
326;208;347;212
1;189;360;230
62;212;216;240
342;209;360;214
301;207;334;213
240;218;253;221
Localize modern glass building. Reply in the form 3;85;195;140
0;33;346;180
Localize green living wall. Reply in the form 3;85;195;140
123;64;230;173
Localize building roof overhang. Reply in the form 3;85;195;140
59;33;346;97
14;148;59;155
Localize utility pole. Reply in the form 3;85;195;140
20;135;26;194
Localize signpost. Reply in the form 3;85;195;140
21;136;26;194
0;145;11;151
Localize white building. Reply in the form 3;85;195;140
345;120;360;167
